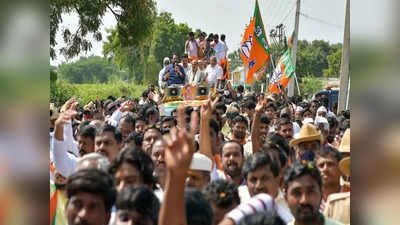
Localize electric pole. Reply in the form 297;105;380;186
288;0;300;96
338;0;350;112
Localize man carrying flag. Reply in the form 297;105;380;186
240;0;270;84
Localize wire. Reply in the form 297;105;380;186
299;12;343;29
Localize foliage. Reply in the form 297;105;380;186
299;75;324;100
58;56;125;83
323;48;342;78
296;40;342;78
50;0;156;60
50;76;147;106
227;49;243;74
50;78;78;107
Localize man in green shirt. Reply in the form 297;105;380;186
284;162;344;225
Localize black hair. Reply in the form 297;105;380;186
203;180;240;209
238;212;286;225
213;34;219;40
315;146;343;163
215;102;227;114
120;115;135;128
283;162;323;191
66;168;116;211
108;146;155;187
320;96;329;108
265;133;290;157
145;107;158;118
220;34;226;42
184;106;194;116
142;90;149;98
96;124;123;143
244;100;256;110
182;53;189;59
232;115;248;127
238;212;285;225
77;124;97;140
260;115;271;125
185;188;213;225
242;152;279;179
266;102;277;112
275;117;292;131
221;140;244;156
327;116;338;129
115;185;160;224
209;119;220;135
161;116;177;126
260;142;288;169
79;120;91;129
226;111;240;119
124;132;143;147
237;85;244;93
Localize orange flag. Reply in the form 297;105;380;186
240;0;270;84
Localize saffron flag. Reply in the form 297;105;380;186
240;0;270;84
268;48;295;93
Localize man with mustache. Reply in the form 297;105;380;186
221;140;245;186
284;162;344;225
151;138;167;201
239;151;292;216
229;115;248;145
314;146;343;212
65;169;116;225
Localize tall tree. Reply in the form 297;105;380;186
50;0;156;60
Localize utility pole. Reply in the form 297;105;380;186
338;0;350;112
288;0;301;96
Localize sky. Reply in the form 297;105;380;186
51;0;347;66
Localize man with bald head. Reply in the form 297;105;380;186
205;56;223;88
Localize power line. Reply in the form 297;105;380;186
270;0;292;26
299;12;343;29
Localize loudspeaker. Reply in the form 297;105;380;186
195;86;209;97
165;86;182;97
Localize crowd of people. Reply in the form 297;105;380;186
159;32;229;90
50;47;351;225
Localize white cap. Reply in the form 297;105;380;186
296;106;304;113
163;57;170;63
314;116;329;130
189;153;212;172
303;117;314;124
317;106;327;113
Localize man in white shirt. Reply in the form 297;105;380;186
239;151;292;215
185;32;199;61
205;56;223;88
179;54;192;84
186;60;206;85
212;34;227;63
158;57;170;90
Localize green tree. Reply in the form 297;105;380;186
58;56;120;83
299;75;323;100
50;0;156;60
323;48;342;78
227;49;243;74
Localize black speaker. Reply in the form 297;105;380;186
165;86;182;97
195;86;209;97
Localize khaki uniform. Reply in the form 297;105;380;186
324;192;350;225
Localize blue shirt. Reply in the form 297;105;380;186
163;64;186;86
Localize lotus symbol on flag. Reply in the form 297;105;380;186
255;26;262;37
241;35;253;59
